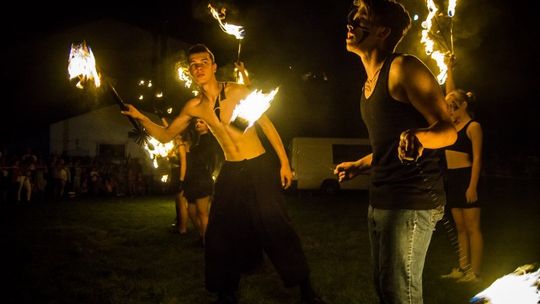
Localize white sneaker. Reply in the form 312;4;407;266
441;268;465;279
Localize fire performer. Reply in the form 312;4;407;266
334;1;456;303
440;54;483;283
121;44;325;304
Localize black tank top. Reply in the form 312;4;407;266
213;82;227;121
447;120;473;154
360;54;445;209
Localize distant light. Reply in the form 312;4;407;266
413;14;419;21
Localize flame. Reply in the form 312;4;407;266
420;0;456;84
143;136;175;168
235;67;249;85
448;0;457;17
230;87;279;129
68;41;101;89
208;4;245;40
471;265;540;304
176;63;199;96
177;64;193;88
160;175;169;183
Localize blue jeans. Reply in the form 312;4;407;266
368;205;444;304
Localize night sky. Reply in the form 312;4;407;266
2;0;538;159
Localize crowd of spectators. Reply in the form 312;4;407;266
0;147;175;205
1;146;539;206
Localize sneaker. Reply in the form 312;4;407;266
441;268;465;279
457;272;480;283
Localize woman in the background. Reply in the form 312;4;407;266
183;118;223;246
170;134;189;235
441;55;484;283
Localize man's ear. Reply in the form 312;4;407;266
376;26;391;40
212;62;217;73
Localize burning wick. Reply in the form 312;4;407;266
68;41;101;89
471;264;540;304
230;88;279;132
208;3;245;64
208;4;245;40
420;0;456;84
68;41;146;144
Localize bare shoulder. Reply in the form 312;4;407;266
467;121;483;133
391;54;431;75
389;54;429;102
185;96;203;107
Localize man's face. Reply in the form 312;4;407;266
188;52;216;85
445;94;465;120
346;1;374;52
194;118;209;133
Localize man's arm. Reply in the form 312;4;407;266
122;100;195;143
334;153;372;182
392;55;457;150
256;114;292;189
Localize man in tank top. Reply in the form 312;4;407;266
334;1;457;303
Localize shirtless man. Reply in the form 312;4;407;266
122;44;324;304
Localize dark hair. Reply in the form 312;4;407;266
187;44;215;63
362;0;411;51
448;89;477;117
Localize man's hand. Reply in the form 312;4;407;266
121;104;146;121
334;161;362;182
398;129;424;163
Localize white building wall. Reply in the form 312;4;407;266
49;105;151;160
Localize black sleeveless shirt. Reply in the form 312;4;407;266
447;120;474;155
360;54;445;210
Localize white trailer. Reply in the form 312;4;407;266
289;137;372;194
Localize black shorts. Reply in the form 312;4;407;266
183;173;214;203
445;167;480;209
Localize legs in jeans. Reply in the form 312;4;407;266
368;205;443;304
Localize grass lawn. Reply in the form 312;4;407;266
3;177;539;304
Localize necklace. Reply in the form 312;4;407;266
364;63;384;95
